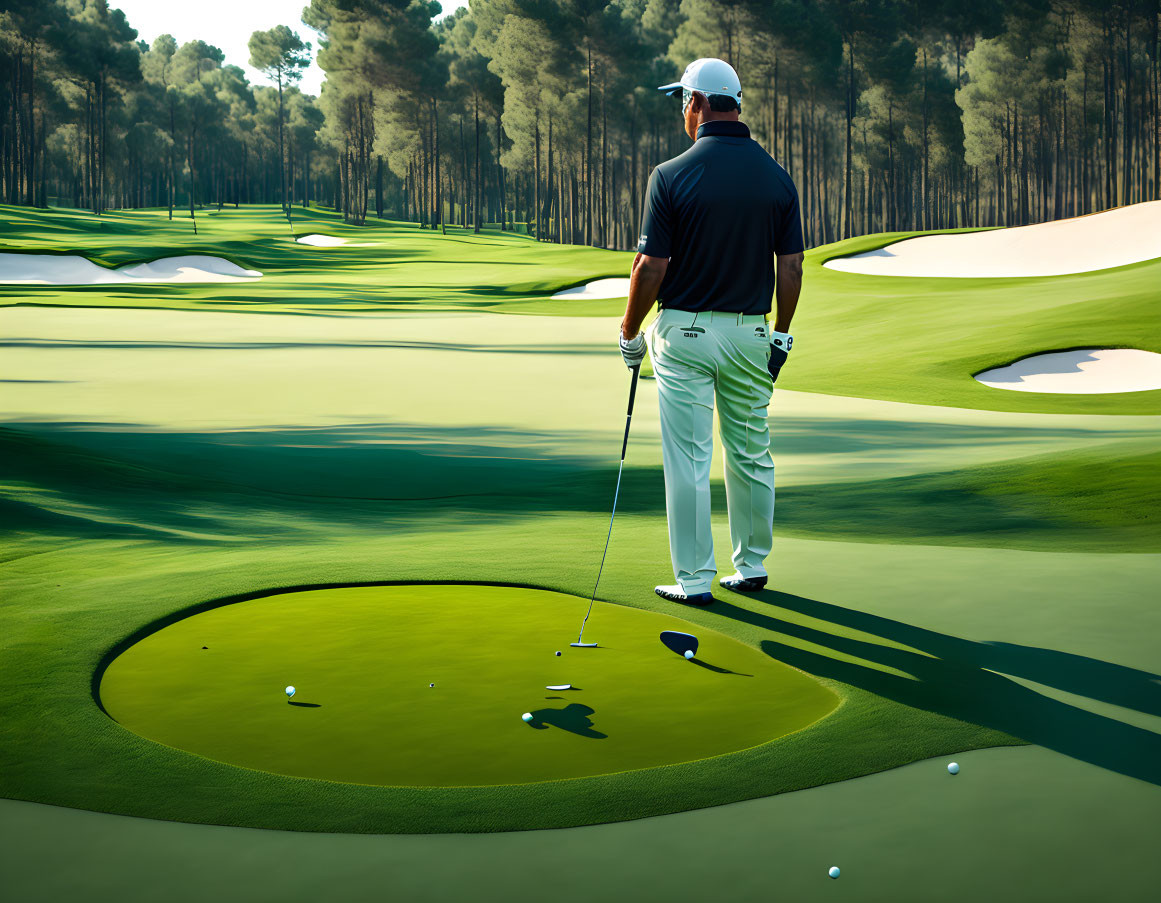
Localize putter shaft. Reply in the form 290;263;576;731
576;364;641;644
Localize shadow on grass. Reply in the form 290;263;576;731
689;658;753;677
773;440;1161;552
710;589;1161;786
0;423;669;544
3;422;1155;551
528;703;607;738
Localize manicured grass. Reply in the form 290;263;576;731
777;439;1161;552
1;205;1157;841
3;203;1159;413
6;522;1158;834
0;203;632;317
100;584;837;786
0;532;1028;834
5;745;1161;903
3;420;1157;560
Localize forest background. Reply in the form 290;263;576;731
2;0;1159;249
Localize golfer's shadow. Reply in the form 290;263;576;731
709;590;1161;786
529;703;607;739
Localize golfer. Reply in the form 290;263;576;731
618;58;804;606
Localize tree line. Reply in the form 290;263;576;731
0;0;323;231
3;0;1160;249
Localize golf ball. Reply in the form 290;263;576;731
555;651;562;657
285;686;295;699
429;683;434;688
521;712;534;723
948;762;960;775
828;867;840;879
684;649;694;660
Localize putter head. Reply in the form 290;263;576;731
570;642;598;648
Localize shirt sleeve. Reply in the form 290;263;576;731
773;181;805;255
637;167;672;258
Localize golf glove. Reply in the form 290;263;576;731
619;331;647;369
767;330;793;383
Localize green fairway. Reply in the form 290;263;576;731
3;204;1159;414
0;203;632;317
99;584;837;786
6;0;1161;894
1;205;1157;864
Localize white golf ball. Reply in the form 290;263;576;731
828;866;840;879
948;762;960;775
285;686;295;698
429;683;434;688
521;712;534;723
555;651;562;657
684;649;694;660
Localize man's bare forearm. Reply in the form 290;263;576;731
621;253;668;340
772;252;804;332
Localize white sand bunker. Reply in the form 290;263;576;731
825;200;1161;278
551;277;631;300
975;349;1161;394
0;253;261;285
295;234;347;247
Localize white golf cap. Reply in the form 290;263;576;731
658;58;742;109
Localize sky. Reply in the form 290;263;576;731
112;0;470;97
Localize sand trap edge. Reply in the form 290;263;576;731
973;347;1161;394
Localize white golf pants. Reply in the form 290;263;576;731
646;308;776;594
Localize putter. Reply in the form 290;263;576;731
572;364;642;647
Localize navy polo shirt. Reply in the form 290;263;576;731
637;121;804;315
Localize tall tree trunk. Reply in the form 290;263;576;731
546;115;554;241
1153;10;1160;201
600;68;608;247
921;46;929;230
585;43;592;245
534;112;541;240
375;155;384;218
887;100;896;232
496;110;505;231
421;112;429;227
474;95;481;233
844;37;854;238
571;168;578;243
460;114;467;227
1124;15;1133;204
188;128;197;234
277;72;287;213
25;41;36;207
434;96;444;235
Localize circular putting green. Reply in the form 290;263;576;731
99;584;838;786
